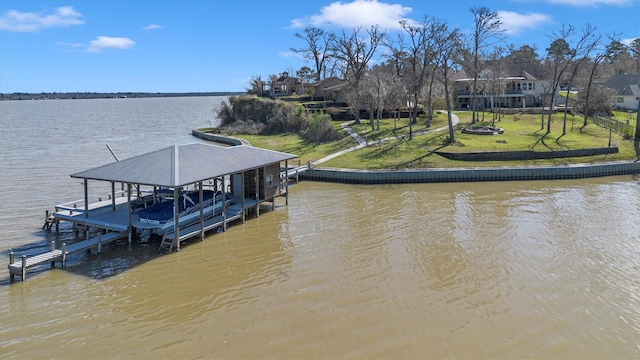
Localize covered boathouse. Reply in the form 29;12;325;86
53;143;297;253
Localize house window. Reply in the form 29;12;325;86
528;83;533;90
617;97;624;103
266;174;274;186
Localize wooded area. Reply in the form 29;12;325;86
250;6;640;141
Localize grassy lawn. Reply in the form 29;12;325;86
207;110;639;170
321;112;638;169
239;132;358;166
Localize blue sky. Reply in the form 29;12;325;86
0;0;638;93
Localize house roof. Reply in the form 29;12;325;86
605;74;640;95
623;84;640;97
456;62;545;82
71;143;297;188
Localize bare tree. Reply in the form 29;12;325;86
434;24;462;144
331;26;384;124
580;37;622;127
291;27;335;82
469;7;505;124
381;32;407;130
486;47;508;125
379;59;406;130
387;17;441;139
544;25;578;134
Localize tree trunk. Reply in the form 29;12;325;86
444;76;455;143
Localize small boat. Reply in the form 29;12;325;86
133;189;232;236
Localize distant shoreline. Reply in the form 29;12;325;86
0;92;243;101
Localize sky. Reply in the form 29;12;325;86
0;0;638;93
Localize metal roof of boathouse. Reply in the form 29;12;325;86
71;143;297;187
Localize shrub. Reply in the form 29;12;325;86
223;120;265;135
302;112;339;144
216;98;236;126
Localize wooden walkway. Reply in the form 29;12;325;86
8;231;127;282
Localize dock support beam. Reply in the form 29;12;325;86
174;187;181;252
84;179;89;240
256;169;260;218
199;182;204;241
50;241;56;268
61;243;67;267
21;255;27;281
9;250;14;282
127;183;132;245
241;172;246;223
285;160;289;206
222;177;227;231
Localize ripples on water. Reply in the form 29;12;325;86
1;99;639;358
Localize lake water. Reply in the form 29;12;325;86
0;97;639;358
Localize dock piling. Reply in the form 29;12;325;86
21;255;27;280
9;250;14;282
50;241;56;268
61;243;67;268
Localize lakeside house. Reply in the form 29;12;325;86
262;72;304;97
604;73;640;110
453;62;551;111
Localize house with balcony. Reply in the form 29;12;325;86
454;62;551;111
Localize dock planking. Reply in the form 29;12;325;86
8;230;127;281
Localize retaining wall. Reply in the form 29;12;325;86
436;147;618;162
191;130;250;146
300;161;640;184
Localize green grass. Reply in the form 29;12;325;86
239;132;357;166
205;110;639;170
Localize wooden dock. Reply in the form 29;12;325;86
8;231;127;282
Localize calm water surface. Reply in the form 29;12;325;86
0;98;639;358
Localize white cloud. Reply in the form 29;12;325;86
87;36;135;53
278;51;303;59
0;6;84;32
497;11;553;35
290;0;414;30
144;24;162;30
56;41;84;48
545;0;632;5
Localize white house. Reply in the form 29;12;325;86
454;62;550;111
605;74;640;111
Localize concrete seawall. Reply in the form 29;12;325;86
191;129;250;146
300;161;640;184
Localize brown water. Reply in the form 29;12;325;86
1;98;639;358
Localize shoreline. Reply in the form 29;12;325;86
191;129;640;184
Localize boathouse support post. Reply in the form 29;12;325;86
241;172;246;223
84;179;89;240
97;233;102;254
222;176;227;231
111;182;116;211
256;169;260;218
199;181;204;241
285;160;289;206
174;187;181;252
127;183;132;245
